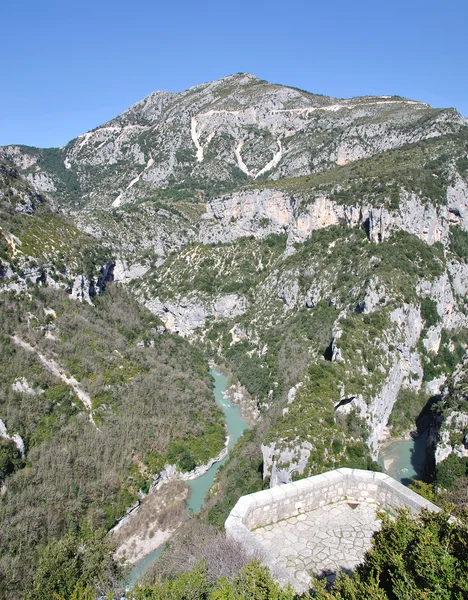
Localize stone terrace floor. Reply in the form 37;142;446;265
252;500;381;585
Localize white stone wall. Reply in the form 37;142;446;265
225;468;439;591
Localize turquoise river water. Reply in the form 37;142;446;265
378;430;429;486
127;369;249;587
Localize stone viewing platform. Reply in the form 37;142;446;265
225;468;439;591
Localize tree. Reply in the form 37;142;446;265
0;438;21;483
436;454;468;489
26;530;124;600
324;509;468;599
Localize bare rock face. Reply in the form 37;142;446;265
112;259;150;284
70;275;93;304
435;410;468;463
200;189;295;243
199;180;468;249
363;306;424;455
0;163;46;214
262;440;313;487
431;356;468;464
26;172;57;194
448;261;468;299
11;377;44;396
1;74;466;210
145;293;247;337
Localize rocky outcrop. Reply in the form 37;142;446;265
262;440;313;487
0;163;46;214
69;263;114;303
360;269;468;457
11;377;44;396
112;259;150;284
431;356;468;464
447;261;468;298
200;182;468;249
145;293;247;337
200;189;295;244
435;410;468;463
0;419;25;457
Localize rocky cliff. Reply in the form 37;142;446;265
132;129;468;482
0;161;112;300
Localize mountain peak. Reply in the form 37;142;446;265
1;73;466;210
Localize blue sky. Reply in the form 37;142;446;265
1;0;467;148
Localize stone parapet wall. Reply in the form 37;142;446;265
225;468;439;591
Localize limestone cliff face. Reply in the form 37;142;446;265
434;409;468;463
200;174;468;249
430;356;468;464
262;268;468;483
261;304;426;481
200;189;296;244
366;305;424;454
0;163;46;214
145;294;247;337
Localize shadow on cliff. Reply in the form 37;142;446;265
401;394;440;486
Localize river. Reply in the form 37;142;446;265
378;430;429;486
127;369;249;587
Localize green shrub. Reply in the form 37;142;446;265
321;509;468;599
450;226;468;262
0;438;22;483
436;454;468;489
388;388;427;435
26;531;123;600
420;297;440;328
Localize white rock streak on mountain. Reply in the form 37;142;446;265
271;98;429;115
112;156;155;207
234;138;283;178
191;116;204;162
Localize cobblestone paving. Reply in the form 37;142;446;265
252;501;381;585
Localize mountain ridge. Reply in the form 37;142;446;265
1;74;465;211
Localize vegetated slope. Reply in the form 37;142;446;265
0;284;224;599
0;160;111;298
427;354;468;498
132;128;468;526
69;199;202;284
0;74;466;211
1;75;468;597
0;174;225;599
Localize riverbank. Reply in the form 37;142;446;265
112;479;188;564
378;430;414;473
112;438;230;565
212;363;259;426
121;369;250;586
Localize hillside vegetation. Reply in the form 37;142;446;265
1;75;468;598
0;282;225;598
